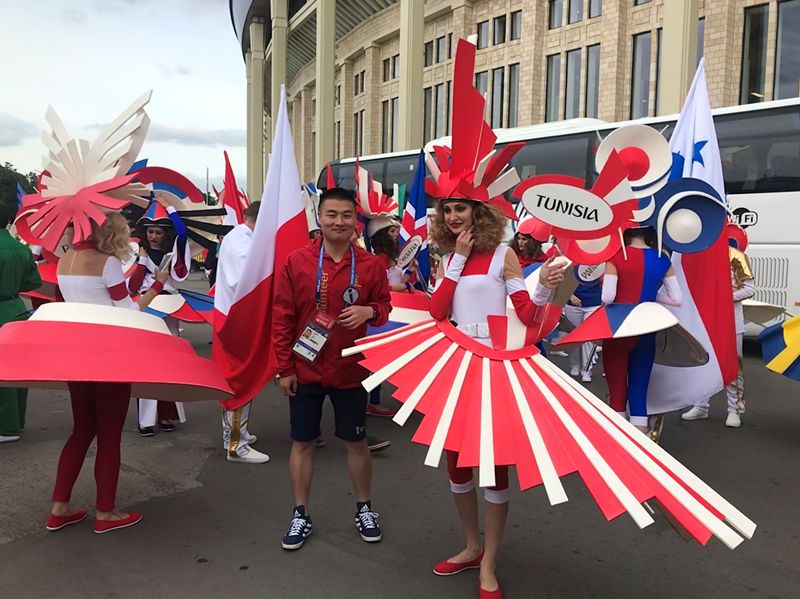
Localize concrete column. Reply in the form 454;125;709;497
341;61;355;157
398;0;424;150
245;50;253;199
271;0;288;136
363;44;382;154
599;0;629;122
301;86;315;182
248;18;266;201
658;0;699;115
315;0;335;174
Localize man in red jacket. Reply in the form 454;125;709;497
273;187;391;551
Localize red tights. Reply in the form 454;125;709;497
52;382;131;513
446;450;509;490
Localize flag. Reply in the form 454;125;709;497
16;182;25;207
399;149;431;290
212;86;308;411
647;59;738;413
222;150;247;226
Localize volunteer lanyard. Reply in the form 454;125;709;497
315;243;356;307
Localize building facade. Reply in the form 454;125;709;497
231;0;800;194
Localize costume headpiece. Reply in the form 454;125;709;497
138;201;172;228
355;160;399;238
303;183;321;233
727;221;748;252
517;217;552;243
424;37;521;220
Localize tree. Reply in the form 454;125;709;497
0;162;38;196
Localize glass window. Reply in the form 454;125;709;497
334;121;341;160
354;73;360;95
391;97;399;152
589;0;602;18
631;31;651;119
381;100;390;153
436;36;447;63
446;81;452;134
697;18;705;66
477;21;489;49
510;134;591;182
434;83;447;138
655;28;662;115
475;71;488;95
360;70;365;94
493;15;506;45
423;87;433;142
335;85;341;106
546;53;561;122
634;0;651;5
741;5;769;104
569;0;583;24
491;67;504;128
549;0;563;29
775;0;800;100
354;110;364;156
448;33;453;58
424;41;434;67
382;58;391;82
392;54;400;79
384;155;419;189
511;11;522;40
585;44;600;118
565;48;581;119
508;63;520;127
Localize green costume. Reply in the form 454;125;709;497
0;227;41;437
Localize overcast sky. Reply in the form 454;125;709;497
0;0;249;193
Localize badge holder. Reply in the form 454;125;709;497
293;311;337;363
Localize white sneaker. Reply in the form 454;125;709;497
569;367;580;376
227;446;270;463
0;435;21;444
725;412;741;428
681;407;709;421
581;372;592;383
551;350;568;357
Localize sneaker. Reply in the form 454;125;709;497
367;435;391;452
281;507;312;550
138;427;155;437
551;350;569;357
226;446;270;463
366;404;397;417
159;421;176;432
581;372;592;383
681;407;709;421
725;412;742;428
354;501;382;543
569;367;580;377
0;435;21;444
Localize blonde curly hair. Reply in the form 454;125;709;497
93;212;133;261
429;201;508;254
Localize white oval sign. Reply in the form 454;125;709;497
576;262;605;283
397;235;422;269
521;184;614;232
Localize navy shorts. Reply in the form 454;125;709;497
289;384;368;442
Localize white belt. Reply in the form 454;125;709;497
456;323;490;338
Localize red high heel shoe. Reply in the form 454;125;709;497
46;510;88;531
433;551;484;575
94;512;143;534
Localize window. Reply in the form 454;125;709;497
569;0;583;24
424;41;434;67
448;33;453;58
508;63;520;127
360;70;365;93
334;121;341;160
775;0;800;100
434;82;448;137
491;67;504;128
546;53;561;122
477;21;489;49
493;15;506;45
423;87;433;142
510;10;522;40
741;5;769;103
585;44;600;118
354;110;364;155
391;97;399;152
510;134;591;181
697;18;705;66
382;58;391;82
655;28;662;115
589;0;602;18
381;100;390;152
549;0;564;29
475;71;488;95
354;73;360;95
436;36;447;63
392;54;400;79
564;49;581;119
631;31;651;119
634;0;651;5
335;85;341;106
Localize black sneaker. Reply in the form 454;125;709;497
159;421;176;432
281;506;312;550
138;427;155;437
354;501;382;543
367;435;390;452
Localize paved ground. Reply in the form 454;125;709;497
1;274;799;598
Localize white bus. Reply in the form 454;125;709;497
319;97;800;318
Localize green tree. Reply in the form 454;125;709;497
0;162;38;198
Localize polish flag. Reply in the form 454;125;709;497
212;86;308;410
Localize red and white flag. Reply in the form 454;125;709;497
212;86;308;410
222;150;247;226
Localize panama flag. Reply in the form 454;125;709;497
400;149;431;290
212;86;308;410
647;59;738;413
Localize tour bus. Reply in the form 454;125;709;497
319;97;800;322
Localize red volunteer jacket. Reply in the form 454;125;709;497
273;238;392;388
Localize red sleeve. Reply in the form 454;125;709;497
272;261;298;378
128;263;146;295
429;278;457;321
366;258;391;326
508;289;541;326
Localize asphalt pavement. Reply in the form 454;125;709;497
1;274;798;599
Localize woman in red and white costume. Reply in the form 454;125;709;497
428;199;566;597
49;213;169;533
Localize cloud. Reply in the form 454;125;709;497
147;124;246;148
60;6;87;21
0;114;38;146
158;64;194;78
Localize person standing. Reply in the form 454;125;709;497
273;187;391;550
564;266;603;383
0;197;42;443
215;201;269;463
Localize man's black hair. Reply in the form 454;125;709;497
0;201;17;229
319;187;357;208
244;200;261;221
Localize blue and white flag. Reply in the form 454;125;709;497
400;149;431;290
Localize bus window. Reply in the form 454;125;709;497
383;154;419;189
509;134;592;184
317;161;357;190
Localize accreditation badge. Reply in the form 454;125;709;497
292;310;337;362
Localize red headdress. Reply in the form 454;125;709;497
424;38;522;220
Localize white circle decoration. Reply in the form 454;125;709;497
665;208;702;244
